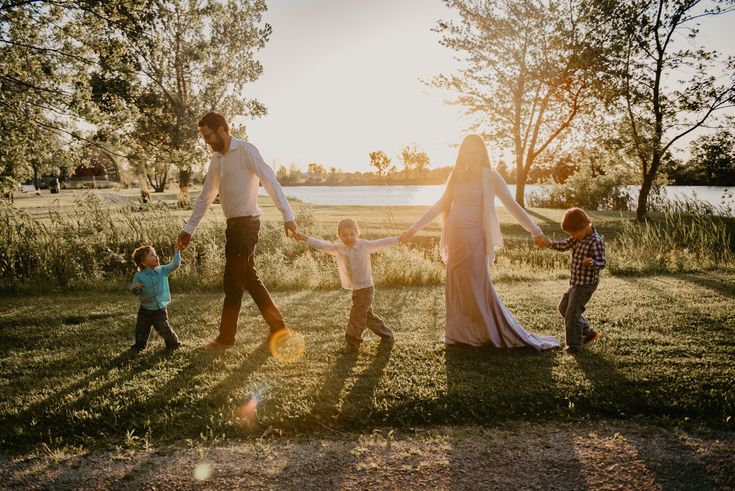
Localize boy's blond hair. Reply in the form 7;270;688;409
561;208;591;233
132;245;153;271
337;217;359;235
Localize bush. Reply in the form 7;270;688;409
528;165;631;211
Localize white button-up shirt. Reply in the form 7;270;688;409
306;236;399;290
183;137;294;235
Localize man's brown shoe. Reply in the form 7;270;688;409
199;340;232;352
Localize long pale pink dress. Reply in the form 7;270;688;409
410;171;559;349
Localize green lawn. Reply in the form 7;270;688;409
1;273;733;453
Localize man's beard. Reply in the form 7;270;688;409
209;136;225;153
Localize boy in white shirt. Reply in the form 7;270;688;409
293;218;397;350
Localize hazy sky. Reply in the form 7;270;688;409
243;1;734;173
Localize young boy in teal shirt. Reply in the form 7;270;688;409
129;245;182;352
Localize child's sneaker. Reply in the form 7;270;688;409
563;346;581;355
166;342;183;351
129;344;145;354
583;332;602;345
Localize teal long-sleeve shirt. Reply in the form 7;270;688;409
129;250;181;310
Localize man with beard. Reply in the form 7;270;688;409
177;111;298;351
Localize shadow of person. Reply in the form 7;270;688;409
170;343;272;437
337;341;394;426
308;347;359;428
1;349;165;451
573;350;649;417
444;344;558;424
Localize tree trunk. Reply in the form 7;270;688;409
636;176;654;221
515;165;527;208
32;162;39;190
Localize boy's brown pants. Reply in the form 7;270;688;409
345;286;394;347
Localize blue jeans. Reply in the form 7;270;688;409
558;284;597;348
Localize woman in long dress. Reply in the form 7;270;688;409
401;135;559;349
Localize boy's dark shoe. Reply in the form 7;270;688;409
166;342;183;351
564;346;581;355
129;344;146;354
583;331;602;345
199;340;232;352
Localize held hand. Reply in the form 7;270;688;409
292;231;307;242
176;231;191;251
582;257;594;267
533;234;550;249
284;220;298;238
399;229;416;244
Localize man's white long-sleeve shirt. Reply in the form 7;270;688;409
306;236;399;290
183;137;294;235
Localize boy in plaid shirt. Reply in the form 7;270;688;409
541;208;606;354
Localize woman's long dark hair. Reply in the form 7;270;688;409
441;135;492;220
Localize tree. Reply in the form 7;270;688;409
399;144;430;179
1;1;155;185
598;0;735;219
435;0;609;207
82;0;271;192
369;150;391;176
307;162;326;175
688;130;735;185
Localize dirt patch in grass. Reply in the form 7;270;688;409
3;420;733;490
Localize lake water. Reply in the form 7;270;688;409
261;184;733;213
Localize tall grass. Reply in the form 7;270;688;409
610;210;733;273
1;195;733;293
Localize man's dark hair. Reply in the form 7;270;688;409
198;111;230;134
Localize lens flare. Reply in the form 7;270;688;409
232;397;259;428
268;328;305;363
193;462;213;481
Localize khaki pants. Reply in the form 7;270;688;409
345;286;394;347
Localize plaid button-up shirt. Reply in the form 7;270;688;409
549;228;606;286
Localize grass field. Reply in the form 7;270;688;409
1;189;734;459
1;273;733;454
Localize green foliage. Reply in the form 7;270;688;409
668;130;735;186
527;164;632;211
435;0;608;205
1;194;734;292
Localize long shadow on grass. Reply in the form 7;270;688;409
677;272;735;299
156;343;271;440
442;345;558;424
621;427;719;490
306;348;359;429
573;351;649;417
337;341;394;426
1;349;171;451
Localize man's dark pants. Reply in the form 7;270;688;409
217;216;286;345
133;306;180;349
558;283;598;349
